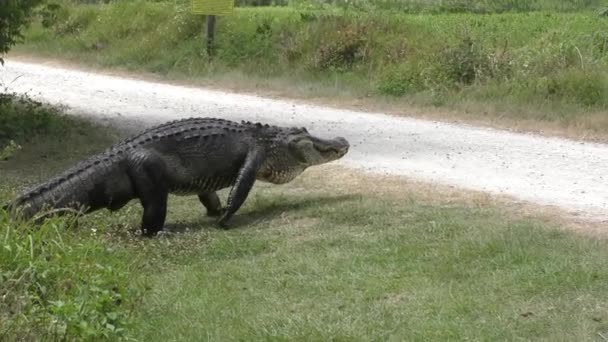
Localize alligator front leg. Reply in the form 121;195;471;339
218;148;264;229
198;192;222;217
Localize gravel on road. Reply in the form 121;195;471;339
2;60;607;223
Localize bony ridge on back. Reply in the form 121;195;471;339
4;117;350;236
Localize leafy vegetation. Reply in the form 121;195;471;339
0;212;143;340
0;93;63;146
1;107;608;340
3;2;608;339
16;1;608;136
0;0;45;64
290;0;607;13
58;0;608;12
0;108;140;340
0;92;92;161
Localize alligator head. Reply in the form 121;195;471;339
254;124;350;184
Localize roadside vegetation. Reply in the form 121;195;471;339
3;0;608;340
2;101;608;340
14;0;608;138
0;93;71;160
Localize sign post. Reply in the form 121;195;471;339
205;15;216;56
191;0;234;57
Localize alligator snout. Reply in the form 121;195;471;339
333;137;350;155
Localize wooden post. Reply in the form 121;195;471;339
205;15;216;57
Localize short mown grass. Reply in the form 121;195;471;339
2;103;608;340
14;0;608;139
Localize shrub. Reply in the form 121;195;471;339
53;5;97;35
540;69;608;106
0;0;45;63
0;92;69;150
304;15;369;71
377;63;426;96
313;27;367;71
0;140;22;160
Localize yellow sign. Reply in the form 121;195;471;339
191;0;234;16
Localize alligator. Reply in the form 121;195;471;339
3;117;349;236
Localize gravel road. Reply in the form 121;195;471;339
2;60;607;222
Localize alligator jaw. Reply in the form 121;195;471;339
313;136;350;156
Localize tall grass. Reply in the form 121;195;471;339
0;97;142;340
0;210;143;340
66;0;608;12
22;1;608;127
288;0;607;12
0;93;68;147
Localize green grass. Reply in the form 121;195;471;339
303;0;606;12
2;100;608;340
0;92;67;156
14;1;608;137
64;0;608;13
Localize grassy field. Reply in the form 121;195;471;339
2;97;608;340
13;0;608;139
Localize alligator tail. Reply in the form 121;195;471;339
8;153;126;221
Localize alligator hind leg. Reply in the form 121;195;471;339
129;155;170;236
198;192;222;217
140;191;168;236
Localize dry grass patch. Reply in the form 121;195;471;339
289;164;608;238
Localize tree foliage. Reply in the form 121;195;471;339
0;0;44;64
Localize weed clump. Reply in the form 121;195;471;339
310;19;368;71
376;63;427;96
0;93;70;153
0;211;143;340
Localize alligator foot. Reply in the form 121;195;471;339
217;210;231;230
218;220;230;230
199;192;223;218
206;209;222;217
141;227;160;237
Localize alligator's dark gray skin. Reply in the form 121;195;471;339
4;117;349;236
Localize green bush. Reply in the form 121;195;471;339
0;0;44;64
539;69;608;106
54;4;97;35
290;0;604;12
0;140;22;160
308;16;369;71
218;14;278;67
55;0;608;12
376;63;426;96
18;2;608;117
0;93;70;149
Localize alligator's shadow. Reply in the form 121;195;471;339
162;193;359;234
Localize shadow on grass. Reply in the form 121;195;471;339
2;192;359;239
161;193;360;234
223;193;360;229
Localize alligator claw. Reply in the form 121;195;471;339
217;210;231;229
217;218;230;230
141;228;159;237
